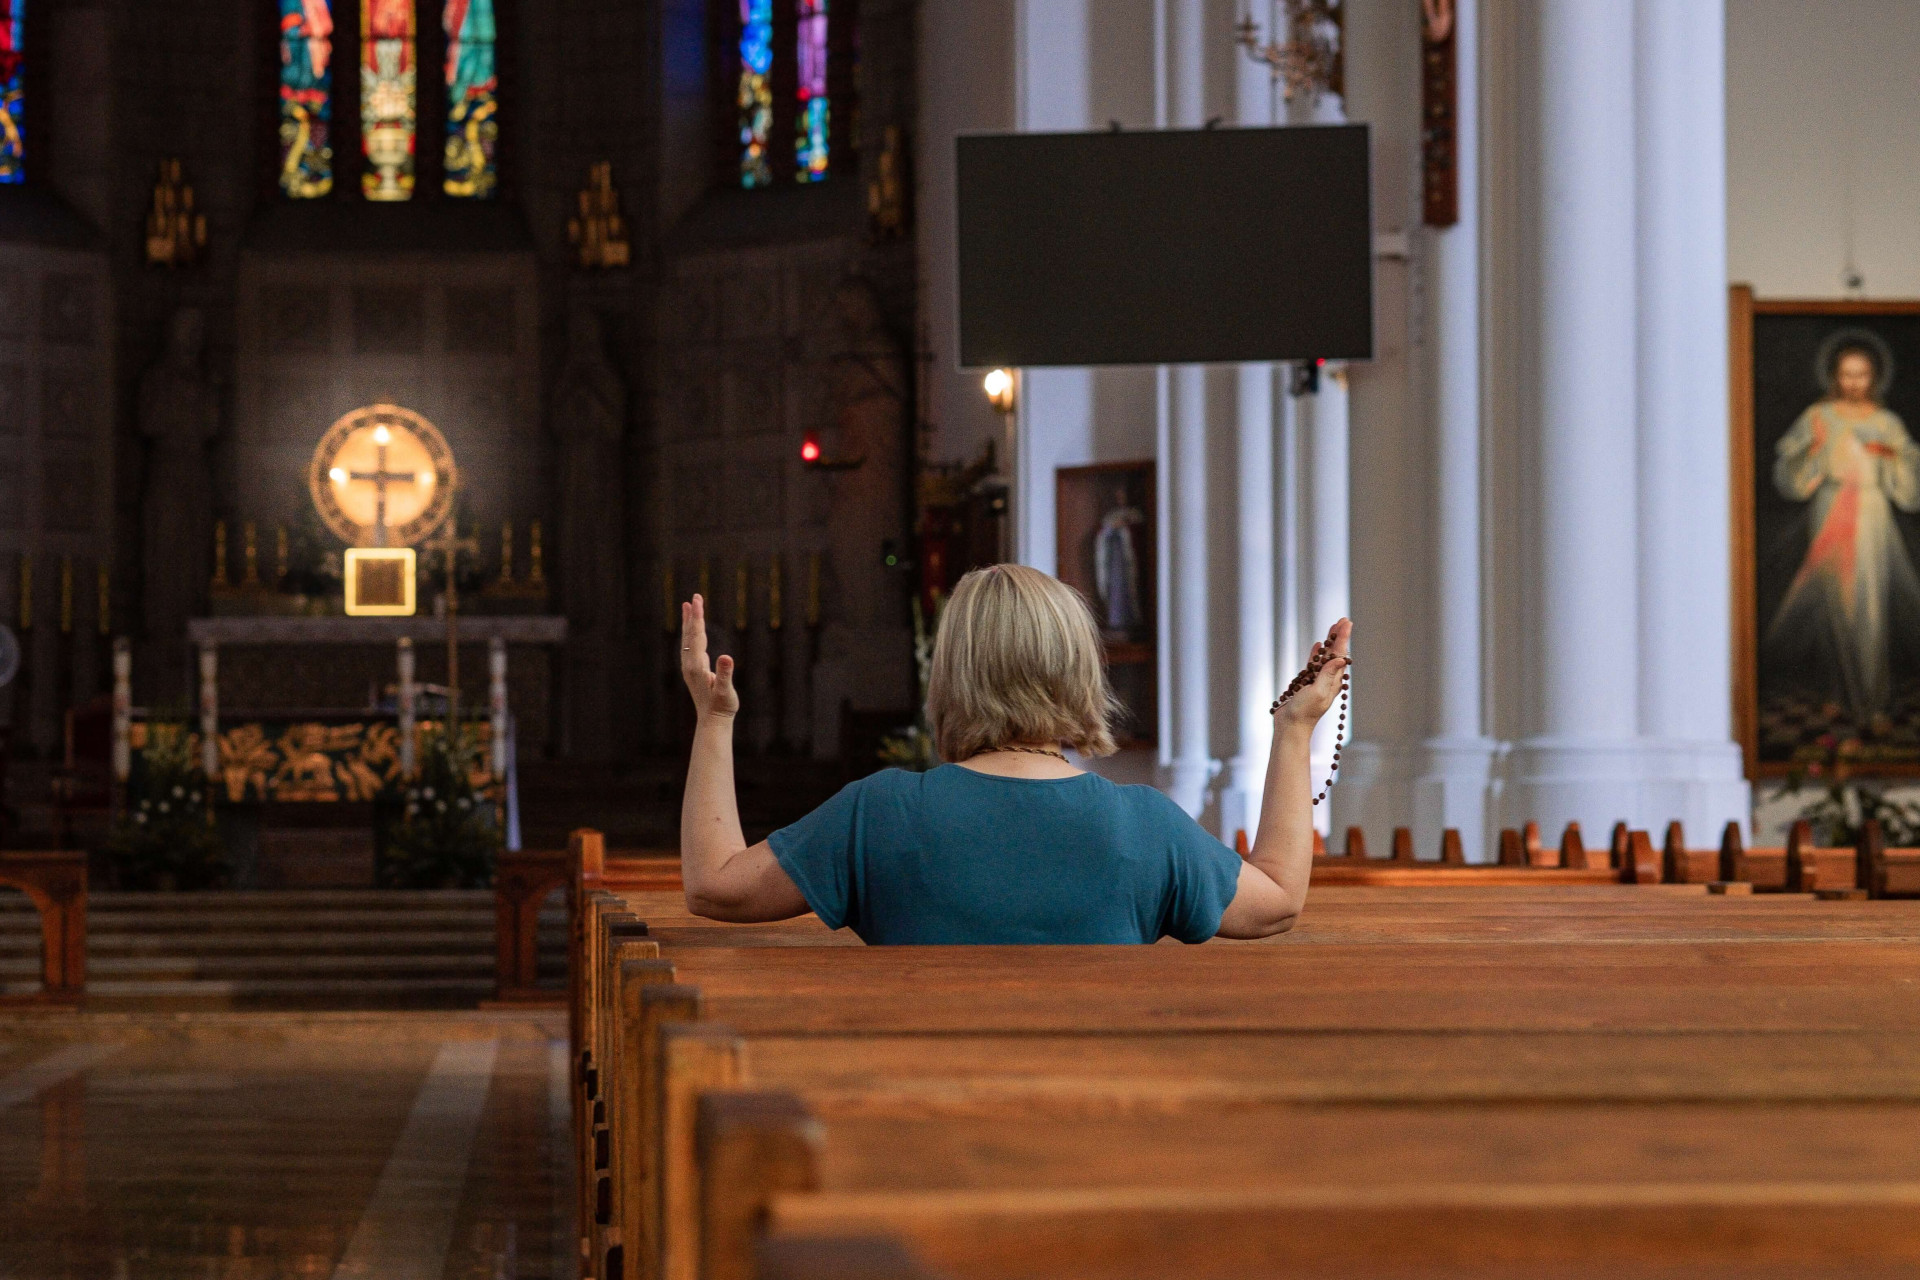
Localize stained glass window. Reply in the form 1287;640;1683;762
794;0;828;182
737;0;772;188
278;0;333;197
442;0;496;198
0;0;23;185
361;0;416;201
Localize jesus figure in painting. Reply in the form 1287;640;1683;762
1769;341;1920;724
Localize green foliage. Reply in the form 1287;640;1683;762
379;722;503;889
102;724;228;891
877;595;939;771
1778;735;1920;846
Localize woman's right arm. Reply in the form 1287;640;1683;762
1216;619;1351;939
679;594;810;923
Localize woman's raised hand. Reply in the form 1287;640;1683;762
680;594;740;721
1275;618;1352;729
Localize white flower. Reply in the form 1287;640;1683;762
406;804;419;817
423;787;436;800
139;799;150;810
190;793;202;804
457;797;471;810
158;801;170;814
134;812;147;825
436;800;447;812
172;786;184;798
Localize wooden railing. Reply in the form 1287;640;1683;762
0;851;87;1005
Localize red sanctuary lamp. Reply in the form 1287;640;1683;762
800;429;862;472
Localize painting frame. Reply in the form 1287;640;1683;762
1731;286;1920;779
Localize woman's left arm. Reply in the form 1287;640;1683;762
679;594;810;922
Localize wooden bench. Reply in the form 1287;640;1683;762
570;830;1920;1280
587;912;1920;1279
0;850;87;1006
1860;819;1920;898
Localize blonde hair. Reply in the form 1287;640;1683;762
926;564;1119;762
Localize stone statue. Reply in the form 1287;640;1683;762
140;309;218;683
551;302;627;760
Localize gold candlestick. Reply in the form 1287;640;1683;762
17;552;31;629
212;521;229;588
97;564;111;636
768;556;783;631
806;552;821;627
735;563;749;630
274;525;289;584
528;520;545;585
499;522;515;585
59;557;72;633
241;522;260;587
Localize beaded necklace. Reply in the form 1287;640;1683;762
1270;646;1353;806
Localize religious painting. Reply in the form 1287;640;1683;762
277;0;334;197
1056;461;1157;748
442;0;497;198
1733;289;1920;776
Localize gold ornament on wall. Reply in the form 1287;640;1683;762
145;159;209;267
568;162;631;270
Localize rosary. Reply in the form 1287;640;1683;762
1270;640;1352;806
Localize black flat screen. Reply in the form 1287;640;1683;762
957;124;1373;367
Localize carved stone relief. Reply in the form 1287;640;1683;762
673;462;722;530
41;368;96;440
729;461;784;529
722;358;782;437
352;286;424;354
262;285;332;354
41;451;97;532
41;274;94;346
446;286;516;355
0;363;25;432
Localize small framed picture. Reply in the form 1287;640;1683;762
1732;288;1920;776
343;546;417;617
1055;460;1156;748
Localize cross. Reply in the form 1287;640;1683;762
421;515;480;724
348;425;416;547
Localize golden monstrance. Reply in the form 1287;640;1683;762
306;404;456;616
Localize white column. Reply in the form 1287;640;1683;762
1301;368;1350;835
1224;362;1274;841
1162;0;1212;820
1222;20;1279;845
1505;0;1642;833
110;636;131;784
1415;0;1497;859
1634;0;1750;839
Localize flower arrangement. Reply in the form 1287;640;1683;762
101;724;228;890
379;721;502;889
1779;732;1920;847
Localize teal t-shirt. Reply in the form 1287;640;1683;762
767;764;1244;945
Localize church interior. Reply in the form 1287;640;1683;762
9;0;1920;1276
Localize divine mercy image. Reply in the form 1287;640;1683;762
1756;321;1920;763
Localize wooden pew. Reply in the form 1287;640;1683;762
1721;820;1789;890
1860;819;1920;898
576;844;1920;1280
583;905;1920;1274
0;850;87;1006
1787;820;1863;896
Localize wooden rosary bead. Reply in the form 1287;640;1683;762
1270;654;1351;806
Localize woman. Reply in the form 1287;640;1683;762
679;564;1349;943
1769;342;1920;724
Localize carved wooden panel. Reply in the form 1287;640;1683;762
40;274;94;346
352;286;425;355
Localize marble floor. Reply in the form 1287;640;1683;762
0;1011;569;1280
